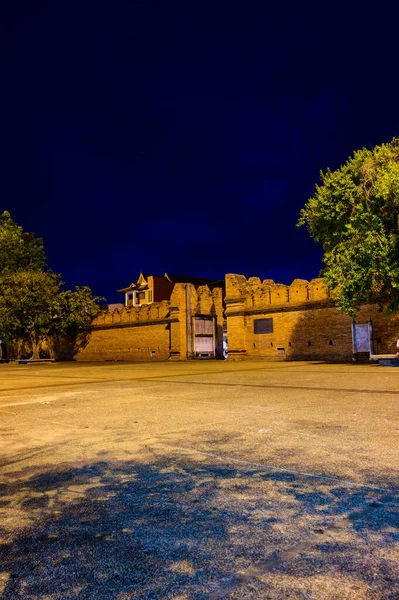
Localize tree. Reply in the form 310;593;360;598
47;286;102;359
298;138;399;317
0;212;102;359
0;271;61;359
0;211;46;274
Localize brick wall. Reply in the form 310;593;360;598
74;282;224;362
75;323;171;361
8;274;399;363
225;274;399;360
75;295;175;361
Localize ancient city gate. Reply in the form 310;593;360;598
193;315;216;358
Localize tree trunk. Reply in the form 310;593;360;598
47;336;56;360
31;338;40;360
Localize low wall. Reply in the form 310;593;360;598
225;274;399;360
75;298;174;361
75;322;173;361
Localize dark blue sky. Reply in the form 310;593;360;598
2;2;399;303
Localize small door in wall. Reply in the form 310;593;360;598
352;320;373;355
193;316;216;358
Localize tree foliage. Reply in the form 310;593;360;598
0;212;102;359
49;286;102;340
298;138;399;317
0;211;46;274
0;271;61;357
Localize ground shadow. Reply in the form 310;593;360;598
0;452;398;599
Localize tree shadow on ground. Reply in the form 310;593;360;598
0;453;398;599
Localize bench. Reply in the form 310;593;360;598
369;354;399;366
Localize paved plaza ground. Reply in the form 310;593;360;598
0;360;398;599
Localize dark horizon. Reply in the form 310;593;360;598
2;2;398;303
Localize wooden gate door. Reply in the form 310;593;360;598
193;316;216;358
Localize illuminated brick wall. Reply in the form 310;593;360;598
225;274;399;360
74;283;224;361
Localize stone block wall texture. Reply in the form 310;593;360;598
75;283;224;361
75;323;171;361
225;274;399;361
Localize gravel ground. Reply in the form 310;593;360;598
0;360;398;599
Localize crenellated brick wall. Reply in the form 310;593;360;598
9;274;399;363
225;274;399;361
74;283;224;361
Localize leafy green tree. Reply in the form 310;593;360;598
0;211;46;274
298;138;399;317
48;286;102;359
0;212;102;359
51;286;102;338
0;271;61;359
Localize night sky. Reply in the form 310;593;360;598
2;2;399;303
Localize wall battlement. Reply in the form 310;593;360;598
93;300;171;328
225;273;329;311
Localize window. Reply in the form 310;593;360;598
137;292;145;299
254;318;273;334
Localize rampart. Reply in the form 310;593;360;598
225;274;399;360
75;283;224;361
